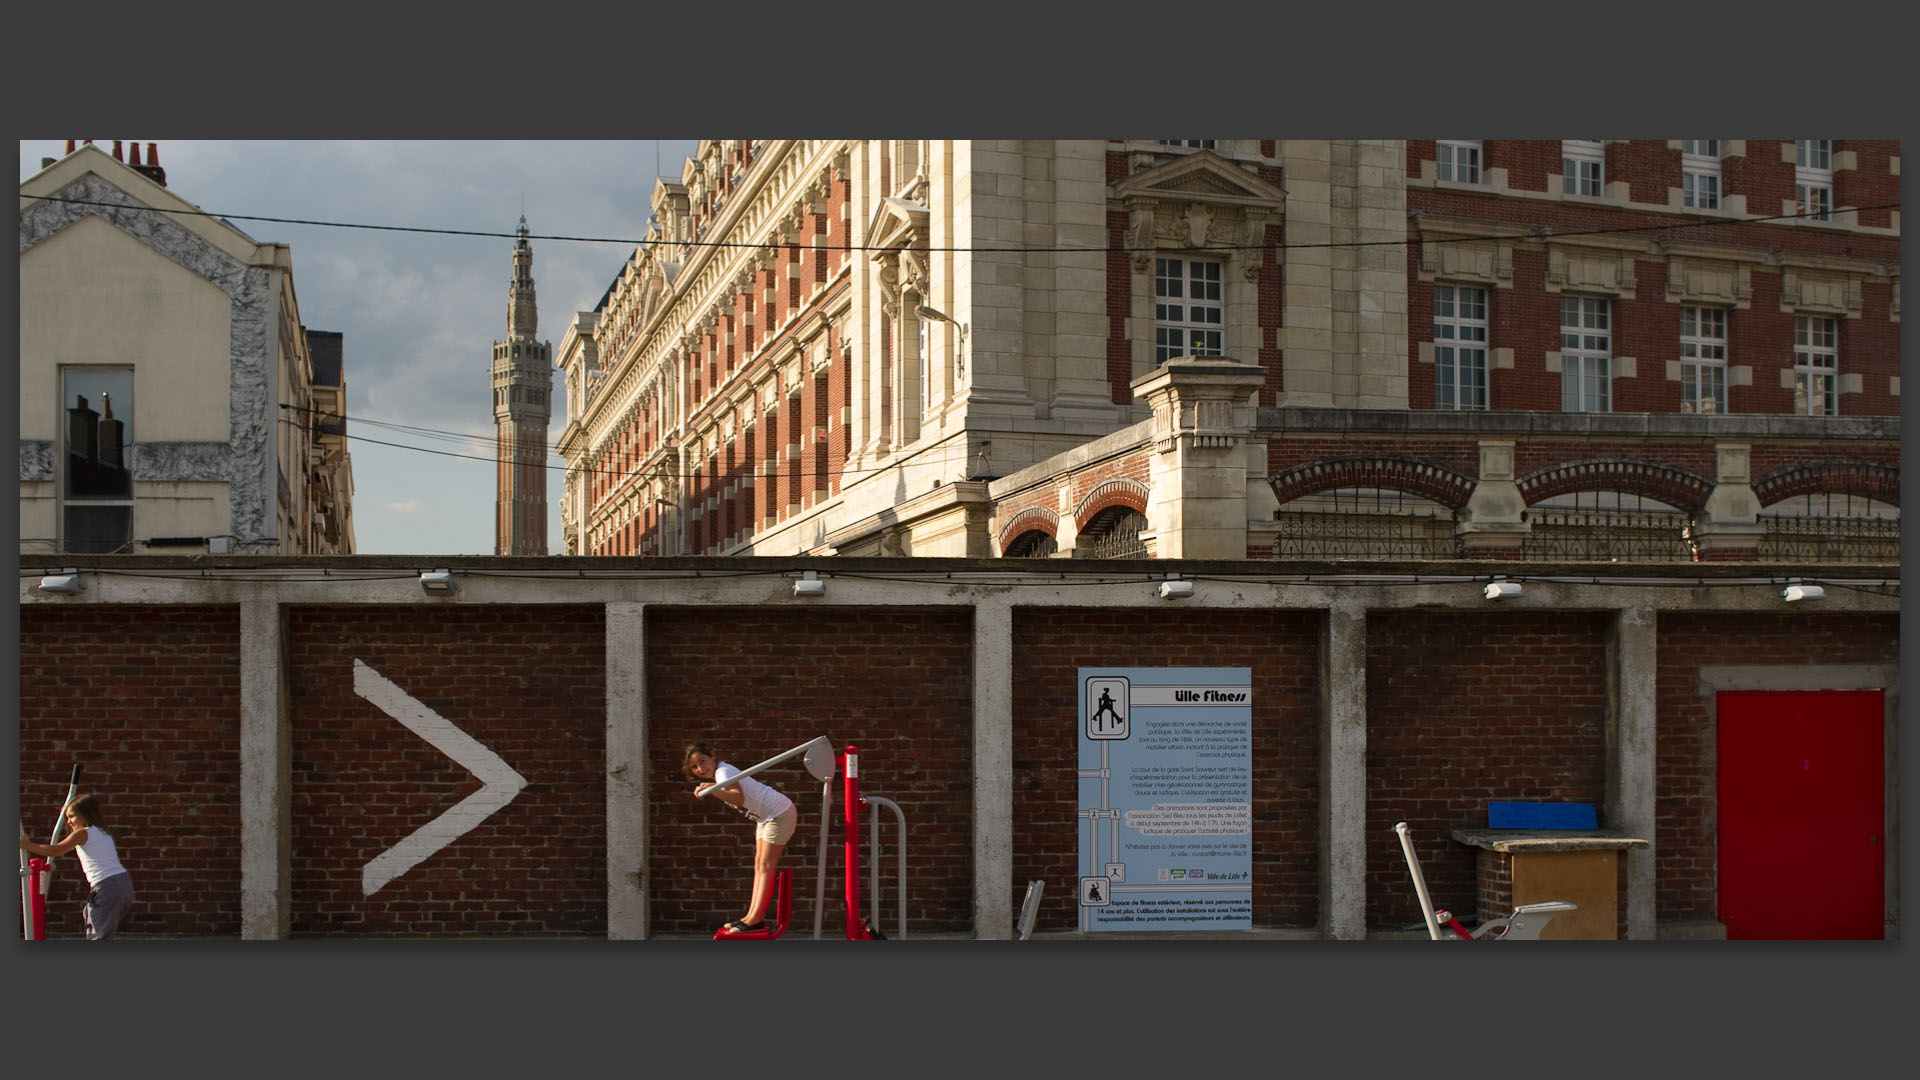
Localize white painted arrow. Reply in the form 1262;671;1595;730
353;659;528;896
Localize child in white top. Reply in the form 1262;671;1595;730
19;794;133;940
683;741;797;934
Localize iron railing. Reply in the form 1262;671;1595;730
1272;510;1460;559
1757;514;1900;563
1518;509;1697;562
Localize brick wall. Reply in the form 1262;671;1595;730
1364;611;1610;932
1652;613;1899;925
1008;609;1323;932
1404;140;1899;422
644;608;975;936
1836;139;1900;229
285;606;607;937
19;605;244;938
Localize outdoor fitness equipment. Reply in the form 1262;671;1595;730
702;739;907;941
19;764;81;941
1393;821;1575;941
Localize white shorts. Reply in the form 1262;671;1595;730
756;806;797;845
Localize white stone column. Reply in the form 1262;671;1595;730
960;139;1041;418
1610;607;1657;940
606;601;649;939
1130;358;1269;559
1457;439;1530;555
1692;442;1766;559
973;599;1014;938
1279;140;1335;405
1048;140;1121;421
239;596;291;939
1321;600;1368;939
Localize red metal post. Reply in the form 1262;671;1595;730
842;746;865;939
27;858;48;940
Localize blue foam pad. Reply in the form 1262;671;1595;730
1489;801;1597;830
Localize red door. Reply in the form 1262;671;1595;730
1717;690;1885;939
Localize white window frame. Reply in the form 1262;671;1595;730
1433;284;1489;410
1679;306;1728;414
1560;296;1611;412
1563;140;1604;196
1681;140;1721;209
1437;140;1481;184
1155;257;1224;364
1793;315;1838;415
1795;140;1833;221
1158;140;1217;150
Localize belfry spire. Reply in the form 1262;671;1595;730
492;216;552;555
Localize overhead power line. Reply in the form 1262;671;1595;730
279;405;989;486
22;192;1901;256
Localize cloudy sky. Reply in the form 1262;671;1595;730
19;139;701;555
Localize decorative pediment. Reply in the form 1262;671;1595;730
1109;149;1288;208
868;195;932;311
1665;256;1753;309
1545;243;1637;298
1110;152;1285;277
1418;237;1516;287
1779;268;1864;318
866;195;930;253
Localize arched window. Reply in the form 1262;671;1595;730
1003;530;1059;559
1081;506;1149;559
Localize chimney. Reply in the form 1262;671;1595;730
131;143;168;188
129;143;142;165
65;140;76;154
113;140;123;161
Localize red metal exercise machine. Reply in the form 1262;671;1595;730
1394;821;1574;941
707;740;906;941
19;764;81;941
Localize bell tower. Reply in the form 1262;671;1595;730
492;216;552;555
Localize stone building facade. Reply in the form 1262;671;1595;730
556;139;1897;572
18;141;356;555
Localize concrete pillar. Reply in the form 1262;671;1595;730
606;601;649;939
973;599;1014;938
1321;601;1368;939
239;596;291;939
1609;607;1657;940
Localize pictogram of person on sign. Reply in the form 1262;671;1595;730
1090;687;1122;732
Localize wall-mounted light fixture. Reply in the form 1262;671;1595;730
914;304;968;378
1158;578;1195;600
1781;583;1825;603
420;570;455;593
37;573;84;595
1483;580;1523;600
793;571;826;597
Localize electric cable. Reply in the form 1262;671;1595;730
20;191;1900;256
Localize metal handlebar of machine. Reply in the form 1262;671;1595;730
865;795;907;940
1393;821;1445;940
